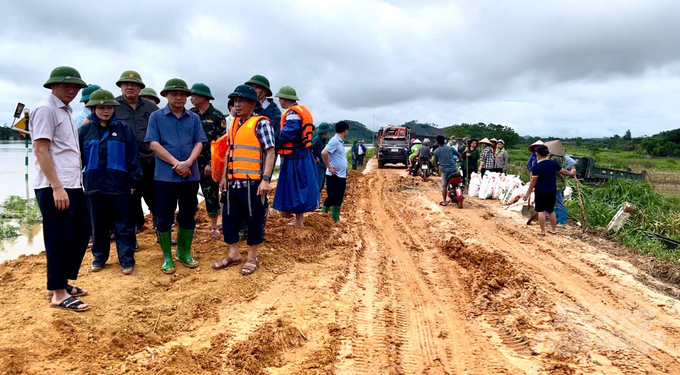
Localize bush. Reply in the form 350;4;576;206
566;179;680;259
1;196;42;224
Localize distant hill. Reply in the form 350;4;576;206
317;120;375;143
399;120;444;137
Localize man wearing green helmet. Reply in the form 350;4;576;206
114;70;160;234
33;66;92;312
72;84;100;129
189;83;226;238
272;86;319;227
139;87;161;105
78;89;143;275
246;74;281;144
145;78;208;275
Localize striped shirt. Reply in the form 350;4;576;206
229;115;275;189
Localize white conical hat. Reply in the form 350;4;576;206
528;140;544;151
479;137;492;145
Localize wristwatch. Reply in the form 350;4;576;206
263;175;272;182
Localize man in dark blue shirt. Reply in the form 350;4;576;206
523;145;575;236
145;78;207;274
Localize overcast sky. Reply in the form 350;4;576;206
1;0;679;138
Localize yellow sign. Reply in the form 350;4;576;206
13;117;27;131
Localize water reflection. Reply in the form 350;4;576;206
0;223;43;264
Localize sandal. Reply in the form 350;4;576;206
212;255;242;270
50;296;90;312
46;285;88;300
439;201;450;206
241;258;259;276
210;227;221;239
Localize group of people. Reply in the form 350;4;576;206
32;66;351;312
452;136;509;182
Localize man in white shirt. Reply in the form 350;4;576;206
33;66;92;312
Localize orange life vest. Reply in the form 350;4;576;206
278;104;314;156
227;115;266;181
210;133;229;183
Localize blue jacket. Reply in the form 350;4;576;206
279;111;312;159
78;113;143;195
526;153;538;172
255;98;282;139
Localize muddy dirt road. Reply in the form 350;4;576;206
3;158;680;374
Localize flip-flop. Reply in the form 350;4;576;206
212;255;242;270
50;296;90;312
548;230;558;235
241;258;259;276
439;201;450;206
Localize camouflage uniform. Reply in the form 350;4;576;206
190;104;226;217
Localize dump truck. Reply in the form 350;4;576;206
570;156;647;183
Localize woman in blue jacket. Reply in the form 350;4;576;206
79;89;143;275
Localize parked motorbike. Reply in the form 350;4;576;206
411;157;432;181
447;171;465;209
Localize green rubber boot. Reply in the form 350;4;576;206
175;227;198;268
331;206;341;223
158;231;175;274
321;206;329;213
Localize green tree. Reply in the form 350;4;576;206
574;137;583;146
623;129;632;141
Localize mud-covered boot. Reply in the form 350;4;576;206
331;206;341;223
158;231;175;274
321;206;329;213
175;227;198;268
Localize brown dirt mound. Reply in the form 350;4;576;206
227;318;307;374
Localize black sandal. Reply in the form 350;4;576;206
66;285;88;297
50;296;91;312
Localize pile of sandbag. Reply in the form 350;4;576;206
468;171;528;206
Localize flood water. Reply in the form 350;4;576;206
0;141;369;263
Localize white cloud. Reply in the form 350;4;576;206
1;0;679;138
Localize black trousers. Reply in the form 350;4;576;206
88;194;136;268
133;161;157;229
155;181;199;233
323;175;347;208
222;183;267;246
199;172;221;217
35;188;91;291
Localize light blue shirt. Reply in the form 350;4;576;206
144;106;208;182
72;107;91;129
565;154;577;170
324;134;348;178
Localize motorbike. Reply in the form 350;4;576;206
447;171;465;209
411;156;432;181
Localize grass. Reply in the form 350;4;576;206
565;179;680;261
346;146;377;164
0;196;42;239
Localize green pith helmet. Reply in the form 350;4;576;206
160;78;191;97
190;83;214;100
245;74;272;96
85;89;120;107
43;66;87;89
116;70;146;88
228;84;259;103
139;87;160;104
274;86;299;101
317;123;333;134
80;84;101;103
